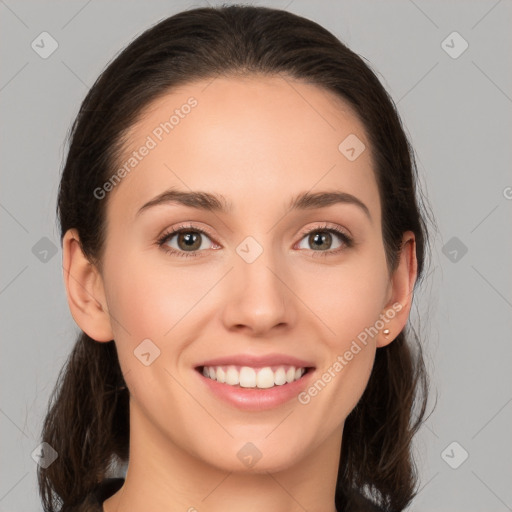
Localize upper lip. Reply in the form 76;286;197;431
196;353;315;369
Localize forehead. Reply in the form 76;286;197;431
106;74;379;224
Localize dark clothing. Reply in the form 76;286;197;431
66;477;385;511
93;478;125;510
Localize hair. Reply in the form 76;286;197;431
39;4;433;511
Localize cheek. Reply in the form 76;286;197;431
104;251;213;342
101;253;206;405
296;249;388;406
298;255;389;347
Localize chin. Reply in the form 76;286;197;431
195;434;308;475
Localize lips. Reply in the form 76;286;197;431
195;353;315;369
195;353;315;388
194;353;316;410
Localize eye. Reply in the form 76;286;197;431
157;224;218;258
156;222;353;259
295;223;353;257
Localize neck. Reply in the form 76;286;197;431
104;402;342;512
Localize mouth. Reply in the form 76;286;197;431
195;364;315;389
194;354;316;410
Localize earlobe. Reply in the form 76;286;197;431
62;229;114;342
377;231;418;348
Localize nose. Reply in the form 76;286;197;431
220;247;296;336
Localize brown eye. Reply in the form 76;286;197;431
175;231;203;251
157;226;216;258
307;231;334;251
296;226;351;254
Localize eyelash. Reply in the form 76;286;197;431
156;222;353;259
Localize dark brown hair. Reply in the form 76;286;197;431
39;4;433;511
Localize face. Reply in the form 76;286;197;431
88;75;404;473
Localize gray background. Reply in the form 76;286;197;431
1;0;511;510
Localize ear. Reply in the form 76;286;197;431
377;231;418;348
62;228;114;342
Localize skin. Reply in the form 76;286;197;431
62;75;417;512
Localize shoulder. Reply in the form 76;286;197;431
61;478;125;512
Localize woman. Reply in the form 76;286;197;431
38;5;432;511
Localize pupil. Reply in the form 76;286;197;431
311;232;330;250
181;232;199;250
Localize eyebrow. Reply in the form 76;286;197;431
136;188;371;221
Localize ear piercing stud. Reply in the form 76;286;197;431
383;329;390;336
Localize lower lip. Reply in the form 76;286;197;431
196;368;315;411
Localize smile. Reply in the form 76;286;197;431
200;365;309;389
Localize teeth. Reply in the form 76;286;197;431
226;366;239;385
274;367;287;386
216;366;226;383
256;367;275;389
240;367;256;388
201;365;306;389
